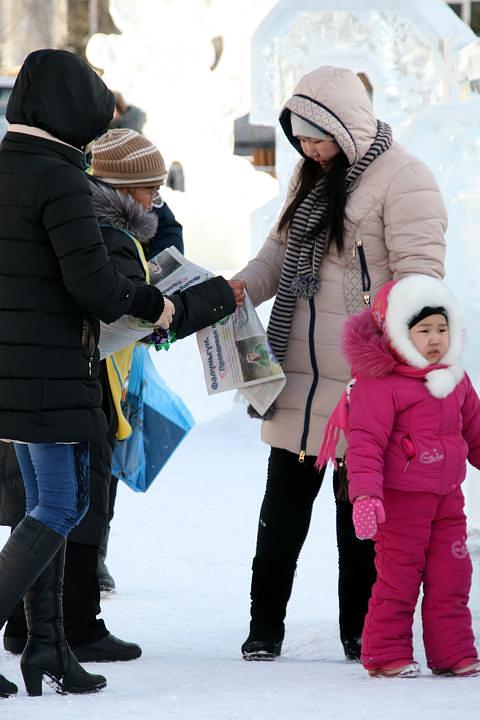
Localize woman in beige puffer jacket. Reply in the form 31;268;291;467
232;66;447;663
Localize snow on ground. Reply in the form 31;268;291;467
1;334;480;719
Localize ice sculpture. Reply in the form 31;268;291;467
86;0;278;270
250;0;479;244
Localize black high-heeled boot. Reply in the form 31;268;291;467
21;543;106;696
0;516;65;621
0;516;68;697
0;673;17;698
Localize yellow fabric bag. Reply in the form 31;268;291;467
105;233;151;440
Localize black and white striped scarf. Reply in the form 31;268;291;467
267;121;392;367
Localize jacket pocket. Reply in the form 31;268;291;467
81;320;96;378
401;434;416;472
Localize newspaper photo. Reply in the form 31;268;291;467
98;246;211;359
196;293;286;417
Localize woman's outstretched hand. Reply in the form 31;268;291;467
228;279;247;306
155;297;175;329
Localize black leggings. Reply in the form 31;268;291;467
248;447;376;643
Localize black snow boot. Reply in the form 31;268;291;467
0;673;17;698
342;636;362;662
98;528;115;593
241;556;294;661
21;543;106;696
241;623;285;661
97;555;115;593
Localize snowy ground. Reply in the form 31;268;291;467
1;334;480;719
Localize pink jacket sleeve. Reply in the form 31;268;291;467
460;374;480;469
346;376;397;502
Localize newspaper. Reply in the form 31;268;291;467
99;246;286;416
196;294;286;417
98;246;211;359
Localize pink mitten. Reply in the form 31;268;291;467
353;496;385;540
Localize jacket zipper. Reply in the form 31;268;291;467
352;239;371;307
82;320;96;378
299;297;319;462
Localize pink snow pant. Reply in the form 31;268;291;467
361;486;477;672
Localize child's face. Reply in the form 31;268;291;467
408;314;449;364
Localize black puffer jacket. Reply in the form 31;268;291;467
0;182;236;542
90;181;236;338
0;50;165;443
0;442;24;528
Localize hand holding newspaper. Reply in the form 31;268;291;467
99;246;285;416
98;246;210;359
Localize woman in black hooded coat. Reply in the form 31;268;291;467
0;179;236;665
0;49;176;698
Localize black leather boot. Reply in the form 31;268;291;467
20;544;106;696
0;516;65;626
4;543;141;663
0;516;68;697
0;673;17;698
3;598;27;654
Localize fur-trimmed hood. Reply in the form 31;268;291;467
343;275;465;399
89;179;158;244
343;309;395;378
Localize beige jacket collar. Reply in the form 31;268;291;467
8;124;83;154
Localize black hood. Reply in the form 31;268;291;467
7;49;114;148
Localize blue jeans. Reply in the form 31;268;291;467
14;443;90;538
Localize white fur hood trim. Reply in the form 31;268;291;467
385;275;463;369
424;365;464;398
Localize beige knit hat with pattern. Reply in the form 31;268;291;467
91;128;167;187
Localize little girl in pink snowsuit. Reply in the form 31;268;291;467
318;274;480;678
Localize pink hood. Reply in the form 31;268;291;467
342;275;465;400
316;276;467;472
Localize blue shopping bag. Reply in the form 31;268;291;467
112;346;195;491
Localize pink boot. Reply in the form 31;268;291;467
368;660;420;678
433;658;480;677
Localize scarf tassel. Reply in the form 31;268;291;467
315;389;349;471
290;274;321;299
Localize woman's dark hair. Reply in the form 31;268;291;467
278;151;349;254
